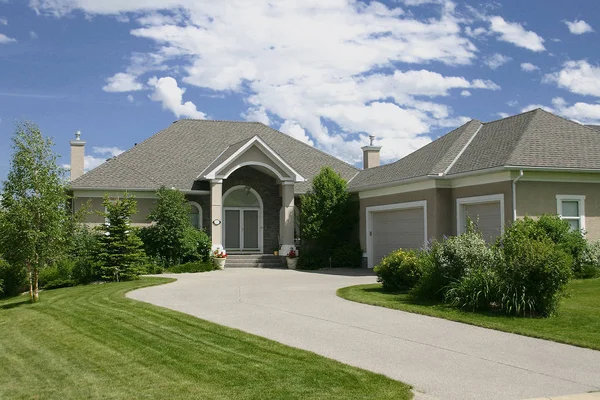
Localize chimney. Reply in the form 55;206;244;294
69;131;85;181
361;135;381;169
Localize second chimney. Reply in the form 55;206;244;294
70;131;86;181
361;135;381;169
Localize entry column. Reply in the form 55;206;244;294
210;179;223;251
280;181;295;255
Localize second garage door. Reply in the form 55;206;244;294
462;202;502;243
371;206;425;267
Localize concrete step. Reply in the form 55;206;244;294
226;254;283;268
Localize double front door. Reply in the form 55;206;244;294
224;208;260;251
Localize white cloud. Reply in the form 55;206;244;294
543;60;600;97
242;107;270;125
279;120;314;146
521;97;600;125
564;20;594;35
93;147;125;157
102;72;144;92
460;90;471;97
29;31;38;39
0;17;7;25
31;0;499;163
464;26;487;37
496;112;510;118
520;62;539;72
489;16;545;52
148;76;207;119
0;33;16;44
506;100;518;107
127;94;134;102
484;53;511;69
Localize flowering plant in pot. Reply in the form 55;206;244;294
286;247;298;269
213;249;227;269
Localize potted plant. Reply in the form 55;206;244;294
213;249;227;269
273;247;279;256
286;247;298;269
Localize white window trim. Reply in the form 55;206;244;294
365;200;427;269
188;201;203;230
456;194;504;236
556;195;585;232
222;185;264;253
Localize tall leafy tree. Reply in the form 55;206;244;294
142;187;192;265
0;122;70;302
97;194;146;282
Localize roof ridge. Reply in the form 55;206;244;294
503;109;541;166
442;121;483;176
483;107;539;125
257;123;360;172
177;119;262;124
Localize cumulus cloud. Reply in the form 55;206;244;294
460;90;471;97
543;60;600;97
0;33;16;44
564;20;594;35
32;0;504;163
242;107;270;125
520;62;539;72
103;72;144;92
484;53;511;69
489;16;545;52
496;112;510;118
127;94;134;102
279;120;314;146
148;76;207;119
521;97;600;125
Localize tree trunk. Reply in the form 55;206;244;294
33;267;39;302
27;262;33;302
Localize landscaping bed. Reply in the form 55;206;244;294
337;278;600;351
0;278;412;400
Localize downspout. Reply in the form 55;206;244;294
512;170;524;221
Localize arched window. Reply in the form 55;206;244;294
188;201;202;229
223;188;260;207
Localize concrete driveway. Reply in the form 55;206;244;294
128;268;600;400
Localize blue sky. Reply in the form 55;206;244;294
1;0;599;181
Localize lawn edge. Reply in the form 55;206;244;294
336;283;600;352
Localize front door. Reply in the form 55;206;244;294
224;208;260;251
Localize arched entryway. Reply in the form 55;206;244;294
222;185;263;252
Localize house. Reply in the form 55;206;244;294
348;109;600;268
69;120;359;256
70;108;600;268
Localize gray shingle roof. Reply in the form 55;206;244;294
72;120;359;194
350;109;600;191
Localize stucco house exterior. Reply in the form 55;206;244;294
69;120;358;256
348;109;600;267
70;108;600;268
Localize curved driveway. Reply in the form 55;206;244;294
128;268;600;400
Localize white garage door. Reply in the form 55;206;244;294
463;202;502;243
371;207;425;267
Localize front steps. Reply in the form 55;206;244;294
226;254;283;268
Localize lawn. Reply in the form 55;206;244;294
337;278;600;351
0;278;412;400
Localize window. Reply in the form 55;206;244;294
188;201;202;229
556;195;585;232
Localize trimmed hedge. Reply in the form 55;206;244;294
166;261;217;274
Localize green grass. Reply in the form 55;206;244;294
0;278;412;400
337;278;600;351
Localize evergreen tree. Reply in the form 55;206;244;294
97;194;146;282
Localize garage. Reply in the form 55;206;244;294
457;194;504;243
367;201;427;268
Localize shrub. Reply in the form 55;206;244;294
330;242;363;268
38;259;76;290
70;226;102;284
374;249;423;292
0;258;27;297
445;263;500;311
412;225;495;300
166;261;217;274
181;228;212;263
498;233;572;317
579;240;600;279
